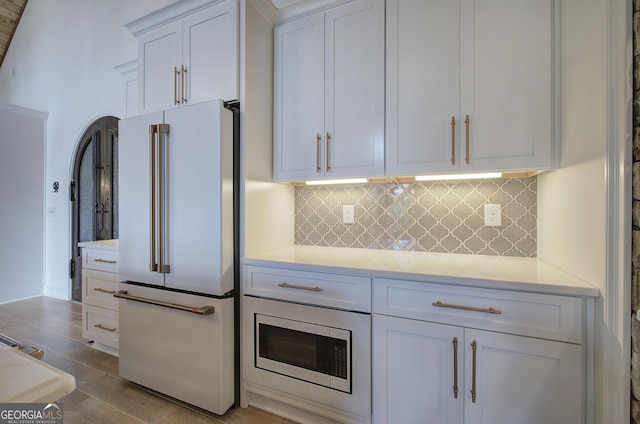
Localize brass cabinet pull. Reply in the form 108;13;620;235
432;300;502;315
450;116;456;165
173;66;180;105
465;114;470;164
115;290;215;315
94;323;117;333
93;258;117;264
93;287;116;294
181;65;187;104
278;282;323;292
316;133;322;173
326;132;332;172
471;340;477;403
452;337;459;399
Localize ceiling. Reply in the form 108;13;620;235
0;0;27;68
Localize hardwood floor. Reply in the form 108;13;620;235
0;296;297;424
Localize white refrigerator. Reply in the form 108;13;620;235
117;99;236;414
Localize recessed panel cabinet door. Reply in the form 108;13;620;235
325;0;384;179
464;329;582;424
386;0;460;176
373;315;464;424
459;0;553;171
138;21;182;114
274;0;384;181
183;0;239;105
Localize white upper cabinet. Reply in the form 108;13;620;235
386;0;554;176
129;0;239;114
274;0;385;182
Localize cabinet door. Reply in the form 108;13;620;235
459;0;553;171
464;329;582;424
373;315;464;424
118;111;166;287
138;21;182;113
324;0;384;178
386;0;460;176
183;0;238;105
274;13;324;181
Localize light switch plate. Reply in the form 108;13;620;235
343;205;355;224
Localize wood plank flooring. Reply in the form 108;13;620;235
0;296;297;424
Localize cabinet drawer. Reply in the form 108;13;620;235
83;269;119;311
83;249;119;273
244;265;371;312
373;278;583;343
83;304;119;349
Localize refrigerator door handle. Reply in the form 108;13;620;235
115;290;215;315
149;124;158;272
158;123;171;273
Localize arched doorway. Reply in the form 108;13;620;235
70;116;119;301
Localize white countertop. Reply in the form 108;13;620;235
243;245;599;297
0;345;76;403
78;239;119;251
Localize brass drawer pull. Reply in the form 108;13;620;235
432;300;502;315
277;282;322;292
94;323;117;332
93;287;116;294
93;258;117;264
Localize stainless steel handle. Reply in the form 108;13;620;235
316;133;322;173
158;124;171;273
278;282;322;292
465;114;470;164
173;66;180;105
471;340;477;403
181;65;187;104
93;258;117;264
452;336;459;399
93;287;116;294
432;300;502;315
94;323;117;332
115;290;215;315
326;132;331;172
149;125;158;272
451;116;456;165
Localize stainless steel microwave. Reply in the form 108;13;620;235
255;313;351;393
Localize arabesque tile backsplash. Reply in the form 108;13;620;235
294;177;537;257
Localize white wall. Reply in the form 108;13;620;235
0;104;47;304
0;0;178;300
537;0;631;422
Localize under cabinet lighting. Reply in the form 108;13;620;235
415;172;502;181
305;178;368;186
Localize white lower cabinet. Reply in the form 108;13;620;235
79;245;120;352
373;279;585;424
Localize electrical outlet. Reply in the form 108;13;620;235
484;204;502;226
343;205;355;224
